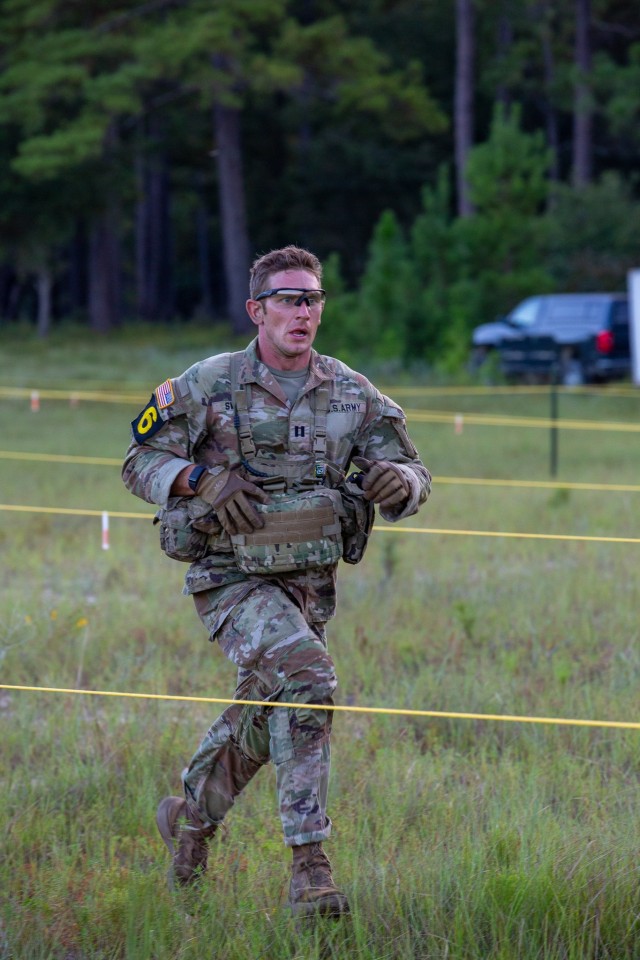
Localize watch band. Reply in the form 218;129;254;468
187;464;207;492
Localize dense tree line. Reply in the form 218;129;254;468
0;0;639;363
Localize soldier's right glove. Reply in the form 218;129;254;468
352;457;410;509
196;469;271;536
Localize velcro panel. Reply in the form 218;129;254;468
241;506;336;546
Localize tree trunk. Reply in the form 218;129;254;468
196;177;214;318
0;263;16;321
495;8;513;111
539;4;561;184
213;101;251;334
455;0;475;217
36;264;52;338
572;0;592;187
135;148;148;320
67;222;87;319
135;121;173;322
4;275;23;321
88;205;121;332
294;72;314;250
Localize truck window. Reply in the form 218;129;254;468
508;297;541;327
545;298;606;332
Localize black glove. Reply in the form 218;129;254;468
351;457;410;509
196;469;271;535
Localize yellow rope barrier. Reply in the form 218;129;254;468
0;450;122;466
386;384;640;398
0;503;152;519
0;386;145;404
3;383;639;401
377;526;640;544
436;476;640;493
405;409;640;432
1;502;639;544
2;448;640;495
1;683;637;730
2;386;639;432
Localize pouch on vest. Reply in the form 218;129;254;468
230;488;345;575
338;477;375;564
154;495;223;563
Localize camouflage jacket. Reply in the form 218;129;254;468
122;338;431;622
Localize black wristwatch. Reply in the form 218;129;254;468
187;464;207;492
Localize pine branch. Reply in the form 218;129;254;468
95;0;190;35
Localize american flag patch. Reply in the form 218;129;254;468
155;379;175;409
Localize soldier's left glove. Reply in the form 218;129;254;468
196;468;271;536
352;457;410;509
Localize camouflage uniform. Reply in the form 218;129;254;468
123;337;430;847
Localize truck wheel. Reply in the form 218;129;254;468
469;346;489;370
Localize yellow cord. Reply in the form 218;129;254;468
1;683;638;730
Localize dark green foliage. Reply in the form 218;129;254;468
331;107;556;367
356;210;416;361
410;166;456;360
546;172;640;291
328;99;640;369
450;105;556;337
0;0;639;360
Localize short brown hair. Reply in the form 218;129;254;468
249;245;322;300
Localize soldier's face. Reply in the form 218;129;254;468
246;269;324;370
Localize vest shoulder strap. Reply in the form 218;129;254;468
229;350;330;470
312;384;330;460
229;351;256;459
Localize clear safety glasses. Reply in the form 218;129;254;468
254;288;326;309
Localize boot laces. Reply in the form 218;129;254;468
293;844;334;888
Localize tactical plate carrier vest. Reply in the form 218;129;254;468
155;351;374;572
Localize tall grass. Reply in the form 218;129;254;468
1;331;639;958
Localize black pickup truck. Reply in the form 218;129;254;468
471;293;631;385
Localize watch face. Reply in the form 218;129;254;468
189;466;205;491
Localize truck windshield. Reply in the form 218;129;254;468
508;297;541;327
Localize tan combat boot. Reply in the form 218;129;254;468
288;843;350;917
156;796;217;888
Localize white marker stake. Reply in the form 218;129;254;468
30;390;40;412
102;511;110;550
70;392;79;408
454;414;464;435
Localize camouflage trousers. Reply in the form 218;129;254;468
182;580;336;847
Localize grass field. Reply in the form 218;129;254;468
1;327;639;959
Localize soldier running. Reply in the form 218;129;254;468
122;245;431;916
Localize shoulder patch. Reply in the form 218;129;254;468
155;379;175;409
131;395;164;444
